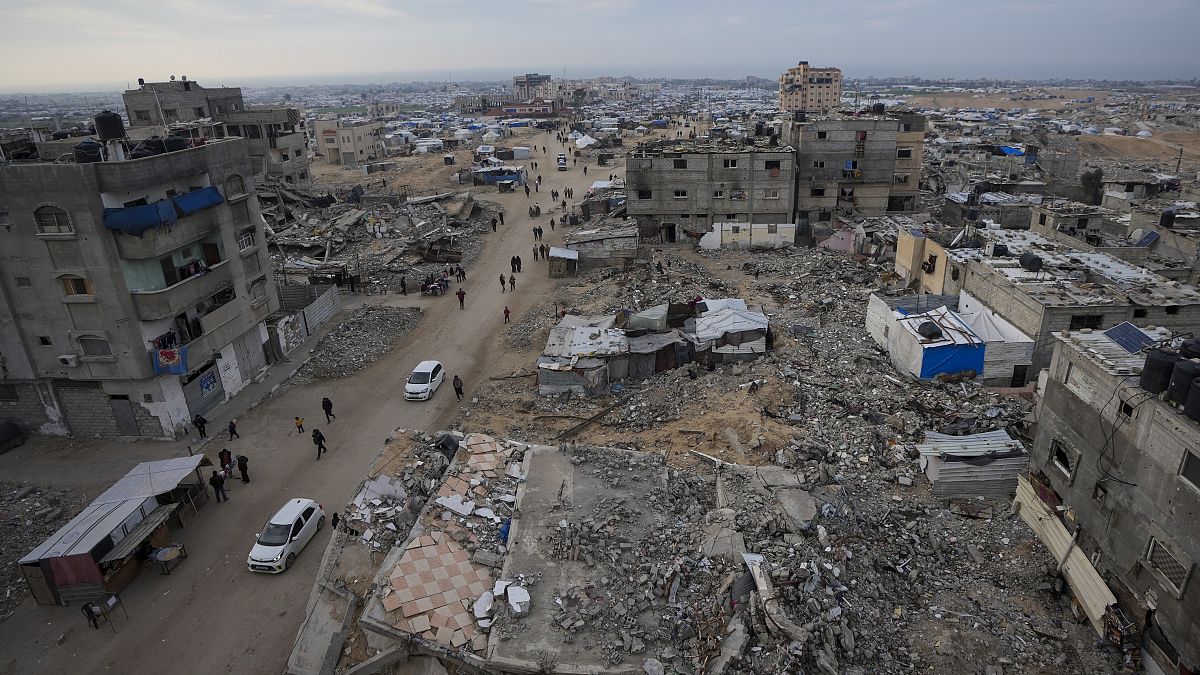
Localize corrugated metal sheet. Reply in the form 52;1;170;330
918;430;1027;498
302;285;340;333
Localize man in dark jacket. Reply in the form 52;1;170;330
453;375;464;401
209;470;228;502
193;414;207;438
237;455;249;483
322;397;336;423
312;429;327;460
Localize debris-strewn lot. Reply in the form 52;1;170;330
0;481;86;624
292;306;422;383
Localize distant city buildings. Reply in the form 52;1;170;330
512;73;552;100
313;118;385;165
778;61;843;113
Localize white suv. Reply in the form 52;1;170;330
405;360;445;401
247;498;326;573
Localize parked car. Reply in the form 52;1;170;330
556;153;567;170
247;498;325;573
405;360;445;401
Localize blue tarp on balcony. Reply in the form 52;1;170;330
172;186;224;216
103;200;177;235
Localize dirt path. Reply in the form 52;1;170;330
0;128;602;675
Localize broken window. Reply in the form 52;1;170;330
673;190;687;199
813;161;825;169
713;190;725;199
1165;306;1180;315
897;147;913;159
810;187;826;197
1134;308;1148;318
194;107;206;117
1145;537;1190;594
894;173;910;184
722;159;738;168
237;229;255;251
767;224;778;234
135;110;151;121
0;385;17;401
764;189;780;199
765;160;781;172
672;159;687;169
162;108;177;120
78;337;112;356
1181;451;1200;492
818;211;832;222
1069;314;1103;330
37;336;52;346
730;189;746;200
730;225;740;234
1050;439;1078;480
1038;213;1047;226
637;190;652;200
60;276;92;296
816;131;827;140
15;277;31;287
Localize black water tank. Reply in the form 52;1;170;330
164;135;189;152
131;136;166;158
992;244;1010;257
51;130;70;140
1181;338;1200;359
1160;210;1176;228
1167;359;1200;405
1140;348;1178;393
917;321;943;339
966;207;980;221
872;103;886;115
1186;378;1200;422
1019;252;1043;272
72;138;103;163
94;110;125;141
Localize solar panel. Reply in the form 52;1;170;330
1134;231;1160;247
1104;321;1154;354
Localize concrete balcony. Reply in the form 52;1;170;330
171;307;251;370
113;208;220;260
265;156;308;176
131;260;232;321
198;297;242;334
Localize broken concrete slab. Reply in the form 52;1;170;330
776;488;818;530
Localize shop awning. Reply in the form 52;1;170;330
99;504;178;564
92;455;206;505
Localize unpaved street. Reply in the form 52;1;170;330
0;129;603;675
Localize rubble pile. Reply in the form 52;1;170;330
293;306;421;383
0;481;86;624
505;300;562;353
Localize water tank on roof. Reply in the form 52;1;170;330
1185;378;1200;422
1167;359;1200;405
51;130;70;140
131;136;167;159
72;138;103;164
917;321;943;340
1140;348;1178;394
164;135;189;152
1180;338;1200;359
94;110;125;141
992;243;1010;257
1160;210;1176;228
872;103;886;115
1019;252;1043;272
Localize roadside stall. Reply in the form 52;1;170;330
18;455;209;606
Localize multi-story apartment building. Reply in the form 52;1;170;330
626;139;796;248
1032;329;1199;674
122;79;310;185
784;113;926;223
777;62;842;113
313;118;385;165
0;137;280;439
512;73;552;100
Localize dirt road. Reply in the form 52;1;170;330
0;128;605;675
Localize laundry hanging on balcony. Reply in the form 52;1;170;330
103;200;177;235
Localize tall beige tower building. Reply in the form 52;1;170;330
778;61;842;113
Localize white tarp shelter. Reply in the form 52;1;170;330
576;135;597;148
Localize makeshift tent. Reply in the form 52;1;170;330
576;135;597;148
887;306;985;380
917;430;1027;497
626;330;689;380
547;247;579;278
957;295;1034;385
558;314;614;330
627;304;668;332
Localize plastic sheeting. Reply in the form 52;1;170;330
103;199;176;235
172;185;224;216
627;305;668;332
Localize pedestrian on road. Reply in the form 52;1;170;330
228;419;240;440
532;245;539;261
322;396;336;423
532;227;538;241
491;217;497;232
453;375;464;400
524;184;530;198
508;274;516;291
458;266;466;282
561;199;567;211
516;255;522;272
219;448;233;475
538;226;545;240
537;174;542;185
573;157;577;166
237;455;249;482
550;218;555;230
295;416;305;433
209;470;228;502
400;276;407;295
542;146;546;154
583;166;587;175
510;256;517;273
504;306;511;323
535;182;538;193
81;603;101;630
313;429;327;460
456;287;466;309
499;211;505;226
541;243;549;259
331;513;340;530
499;273;506;292
193;414;207;438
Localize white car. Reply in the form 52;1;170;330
247;498;325;573
405;360;445;401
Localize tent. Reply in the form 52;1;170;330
576;135;598;148
627;304;669;332
887;305;985;380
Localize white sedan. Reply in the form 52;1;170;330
247;498;325;573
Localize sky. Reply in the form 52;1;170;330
1;0;1198;92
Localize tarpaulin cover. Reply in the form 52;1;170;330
103;200;176;235
151;345;188;374
998;146;1025;156
172;185;224;216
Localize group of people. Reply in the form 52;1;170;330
531;243;552;261
499;273;516;292
531;225;547;241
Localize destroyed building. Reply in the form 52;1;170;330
122;78;310;185
313;117;386;165
777;61;843;114
0;134;279;438
1030;326;1200;673
783;112;926;221
626;139;796;248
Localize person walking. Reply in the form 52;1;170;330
503;306;511;323
499;273;507;292
456;287;466;309
491;217;498;232
541;243;549;259
534;181;538;193
524;184;530;198
561;199;567;211
452;375;464;401
499;211;505;226
510;256;517;273
573;157;577;166
532;244;539;261
508;274;516;291
237;455;249;482
583;166;587;175
209;470;228;502
516;255;523;272
400;276;407;295
312;429;327;459
538;226;545;240
228;419;240;440
193;414;207;438
550;218;555;230
218;448;233;475
532;226;539;241
294;416;305;433
331;513;340;530
322;396;335;423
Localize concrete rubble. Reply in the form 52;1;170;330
292;305;421;383
0;480;86;624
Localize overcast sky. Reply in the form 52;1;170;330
1;0;1197;92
